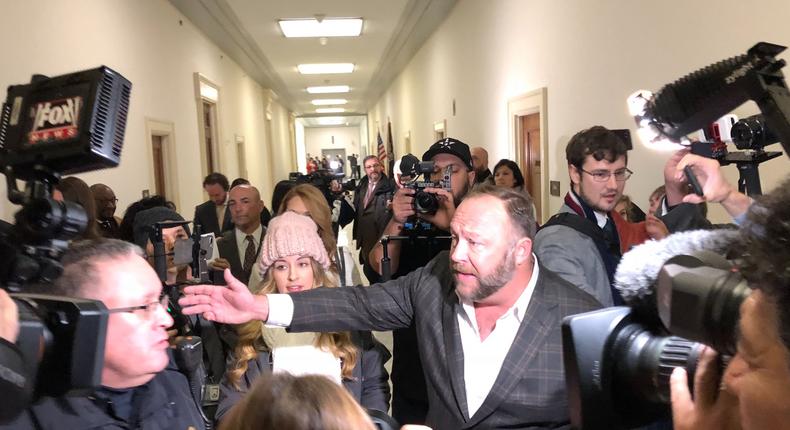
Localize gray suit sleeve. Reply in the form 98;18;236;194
288;263;431;333
533;226;614;307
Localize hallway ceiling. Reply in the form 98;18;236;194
169;0;457;119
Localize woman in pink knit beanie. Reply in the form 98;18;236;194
218;211;391;422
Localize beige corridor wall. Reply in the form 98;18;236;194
0;0;291;221
368;0;790;223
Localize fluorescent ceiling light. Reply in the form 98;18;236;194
279;18;363;38
316;108;345;113
307;85;350;94
317;117;346;126
311;99;347;106
298;63;354;74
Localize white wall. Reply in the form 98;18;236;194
0;0;292;220
368;0;790;223
304;126;362;172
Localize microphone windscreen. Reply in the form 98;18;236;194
615;229;739;306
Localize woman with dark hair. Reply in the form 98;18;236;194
493;159;525;191
118;195;169;242
58;176;101;240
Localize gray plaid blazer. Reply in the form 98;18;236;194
289;251;602;429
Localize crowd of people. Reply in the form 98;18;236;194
1;127;789;430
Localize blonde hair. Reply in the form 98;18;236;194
219;373;376;430
227;258;358;389
278;184;337;268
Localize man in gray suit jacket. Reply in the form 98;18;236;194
180;185;602;429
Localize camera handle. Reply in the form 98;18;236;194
379;233;452;282
720;150;782;196
1;166;86;290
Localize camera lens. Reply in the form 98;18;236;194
413;191;439;215
730;114;777;151
611;326;703;405
658;255;750;356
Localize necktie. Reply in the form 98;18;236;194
364;182;376;208
602;217;617;244
243;235;256;273
217;205;226;228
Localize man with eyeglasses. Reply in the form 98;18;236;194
1;239;205;429
534;126;647;306
91;183;122;239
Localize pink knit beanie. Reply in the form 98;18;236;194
258;211;330;276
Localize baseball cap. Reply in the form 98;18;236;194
422;137;473;170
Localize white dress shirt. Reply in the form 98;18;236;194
234;224;263;264
456;255;539;416
266;255;541;418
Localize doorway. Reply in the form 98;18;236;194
151;135;166;198
194;73;222;177
508;88;548;223
519;113;542;220
145;118;180;209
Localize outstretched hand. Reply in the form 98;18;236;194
178;269;268;324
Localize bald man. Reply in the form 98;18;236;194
471;147;494;188
213;185;266;287
90;183;122;239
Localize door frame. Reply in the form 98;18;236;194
194;73;222;177
145;118;180;210
508;87;549;223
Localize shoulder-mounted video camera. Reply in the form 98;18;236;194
0;66;131;423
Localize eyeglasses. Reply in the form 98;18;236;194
107;294;169;318
579;167;633;182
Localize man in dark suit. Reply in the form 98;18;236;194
352;155;394;284
180;185;602;429
211;184;266;287
193;173;233;237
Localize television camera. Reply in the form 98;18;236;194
0;66;131;423
566;41;790;429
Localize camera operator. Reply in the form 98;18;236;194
0;240;205;429
367;137;476;425
669;174;790;430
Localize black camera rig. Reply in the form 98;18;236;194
0;66;131;423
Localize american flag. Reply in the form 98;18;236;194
376;130;387;164
386;120;395;174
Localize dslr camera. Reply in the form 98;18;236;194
0;66;131;422
399;153;452;216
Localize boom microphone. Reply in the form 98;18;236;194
614;229;739;311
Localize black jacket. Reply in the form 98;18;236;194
193;200;233;237
1;360;206;430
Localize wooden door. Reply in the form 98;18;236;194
520;113;542;220
151;135;166;198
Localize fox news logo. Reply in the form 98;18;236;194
27;97;82;144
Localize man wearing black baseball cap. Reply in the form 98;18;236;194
368;137;476;425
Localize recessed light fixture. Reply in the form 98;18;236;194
279;18;363;38
311;99;347;106
316;108;346;113
298;63;354;74
317;117;346;126
307;85;350;94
